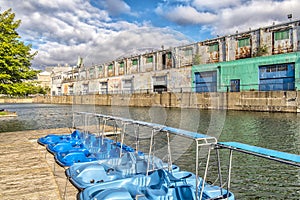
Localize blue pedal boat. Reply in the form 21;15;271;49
46;133;100;155
66;152;178;189
54;132;138;167
71;113;235;200
54;136;122;167
37;129;81;146
78;168;234;200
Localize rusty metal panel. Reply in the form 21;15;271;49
129;58;139;74
97;66;104;78
237;46;251;59
118;66;124;75
108;63;114;77
117;61;125;75
208;51;219;63
206;42;219;63
235;36;252;59
140;54;154;72
272;29;293;54
232;30;259;60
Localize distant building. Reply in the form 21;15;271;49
37;71;51;89
49;66;73;96
51;20;300;96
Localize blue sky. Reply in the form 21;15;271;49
1;0;299;69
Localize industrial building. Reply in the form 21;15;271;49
50;20;300;96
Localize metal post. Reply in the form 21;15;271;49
195;140;199;200
227;150;233;198
120;122;126;157
96;116;101;136
200;147;211;200
167;131;173;172
216;148;223;196
147;129;155;176
101;118;107;144
134;124;140;153
72;112;75;129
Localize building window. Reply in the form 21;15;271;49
82;84;89;94
132;59;138;65
274;29;289;41
123;79;133;93
100;82;108;94
155;76;166;82
57;87;62;95
68;85;74;95
208;43;219;52
167;52;172;59
238;37;250;47
146;56;153;63
184;48;193;56
89;68;94;78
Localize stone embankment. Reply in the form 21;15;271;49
0;91;299;112
33;91;300;113
0;128;78;200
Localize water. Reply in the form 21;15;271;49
0;103;299;199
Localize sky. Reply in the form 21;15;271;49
1;0;300;69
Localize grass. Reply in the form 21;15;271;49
0;111;8;116
0;111;16;116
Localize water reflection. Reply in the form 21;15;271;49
0;103;299;198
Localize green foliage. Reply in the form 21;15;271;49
0;9;40;96
254;44;268;57
193;54;201;65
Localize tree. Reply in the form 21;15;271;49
0;9;41;96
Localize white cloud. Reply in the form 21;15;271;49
103;0;131;16
213;0;300;35
0;0;191;68
156;5;218;25
1;0;299;68
158;0;300;37
192;0;241;11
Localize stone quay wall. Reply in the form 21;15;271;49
29;91;300;113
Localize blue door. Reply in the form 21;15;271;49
230;79;240;92
195;71;217;92
259;63;295;91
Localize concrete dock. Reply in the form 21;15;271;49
0;128;78;200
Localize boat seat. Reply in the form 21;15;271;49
70;130;81;139
135;159;147;174
115;153;134;175
175;185;195;200
109;147;121;158
164;170;190;187
146;169;168;199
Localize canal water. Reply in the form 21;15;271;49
0;103;299;199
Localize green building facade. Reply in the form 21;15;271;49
192;52;300;92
